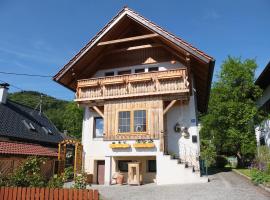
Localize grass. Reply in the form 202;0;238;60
235;168;251;178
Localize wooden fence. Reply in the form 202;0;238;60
0;187;99;200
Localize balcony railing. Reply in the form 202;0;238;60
76;68;189;102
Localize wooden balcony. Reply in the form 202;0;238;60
76;68;189;102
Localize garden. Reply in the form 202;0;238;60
0;156;88;189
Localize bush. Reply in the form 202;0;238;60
9;157;46;187
64;167;74;180
74;173;87;189
47;174;66;188
216;155;228;168
200;140;216;168
0;173;9;186
255;146;270;172
251;168;270;185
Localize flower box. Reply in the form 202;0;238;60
109;144;131;149
133;143;155;148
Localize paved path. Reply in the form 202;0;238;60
90;171;270;200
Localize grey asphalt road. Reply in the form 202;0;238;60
90;171;270;200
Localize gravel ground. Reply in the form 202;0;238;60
90;171;270;200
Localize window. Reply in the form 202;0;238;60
105;71;114;76
94;117;104;138
117;70;131;75
22;120;36;131
42;127;53;135
118;111;130;133
135;68;145;73
118;160;131;172
134;110;146;132
148;67;159;72
148;160;156;172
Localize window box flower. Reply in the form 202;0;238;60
109;144;131;149
133;143;155;148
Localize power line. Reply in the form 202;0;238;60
0;79;24;91
0;71;53;78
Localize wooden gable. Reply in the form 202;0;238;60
53;7;215;113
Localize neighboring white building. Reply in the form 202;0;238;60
255;62;270;147
54;7;215;185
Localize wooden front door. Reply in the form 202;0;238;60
97;160;105;184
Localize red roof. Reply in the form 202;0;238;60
0;141;58;157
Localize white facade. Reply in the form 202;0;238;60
81;62;205;185
256;85;270;147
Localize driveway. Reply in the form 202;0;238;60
90;171;270;200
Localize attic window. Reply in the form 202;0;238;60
42;126;53;135
22;120;36;131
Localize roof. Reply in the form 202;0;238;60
255;61;270;89
0;100;64;145
54;7;214;81
0;140;58;157
53;7;215;113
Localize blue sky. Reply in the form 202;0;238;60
0;0;269;100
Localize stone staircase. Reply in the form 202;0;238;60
156;152;208;185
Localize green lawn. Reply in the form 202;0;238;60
235;168;251;178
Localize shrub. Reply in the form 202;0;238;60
255;146;270;171
64;167;74;180
200;140;216;168
250;168;270;185
0;173;9;186
47;174;66;188
74;173;87;189
9;157;46;187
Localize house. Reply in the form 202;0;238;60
0;83;64;178
53;7;215;185
255;62;270;147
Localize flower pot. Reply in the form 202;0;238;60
116;174;124;185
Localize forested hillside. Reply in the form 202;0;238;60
8;91;83;138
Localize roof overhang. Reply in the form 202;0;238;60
53;7;215;113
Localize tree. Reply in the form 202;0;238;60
201;57;264;167
200;140;216;176
62;102;83;138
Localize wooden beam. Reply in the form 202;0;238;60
163;100;177;115
97;33;159;46
106;44;162;55
92;106;104;118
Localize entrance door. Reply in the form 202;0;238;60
97;160;105;184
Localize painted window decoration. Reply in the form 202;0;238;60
134;110;146;133
118;160;131;172
148;160;156;172
118;111;131;133
94;117;104;138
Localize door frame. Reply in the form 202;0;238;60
96;160;105;184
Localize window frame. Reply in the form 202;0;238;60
118;111;131;134
117;160;132;172
117;70;132;75
104;71;114;76
148;67;159;72
117;109;147;134
134;68;145;73
133;110;147;134
147;160;157;172
93;117;104;138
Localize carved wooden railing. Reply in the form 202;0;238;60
76;68;189;102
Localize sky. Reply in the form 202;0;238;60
0;0;269;100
